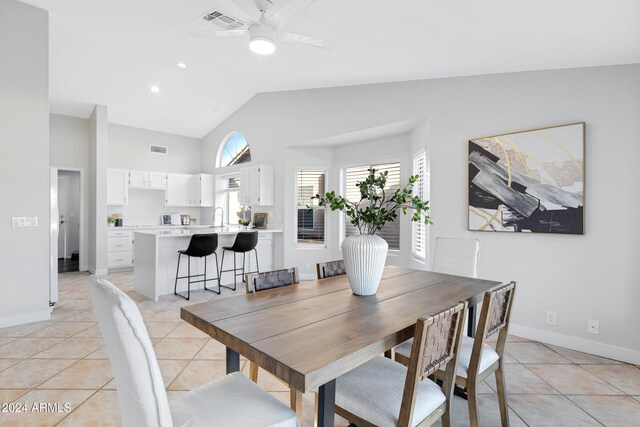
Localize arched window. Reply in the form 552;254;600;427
217;132;251;168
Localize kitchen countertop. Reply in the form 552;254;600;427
107;225;217;230
134;226;282;237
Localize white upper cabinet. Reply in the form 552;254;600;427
192;174;214;207
128;170;147;189
147;172;166;190
165;173;193;207
240;164;273;206
129;171;166;190
107;169;129;206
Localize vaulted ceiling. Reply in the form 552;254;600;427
20;0;640;138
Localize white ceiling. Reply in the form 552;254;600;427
20;0;640;138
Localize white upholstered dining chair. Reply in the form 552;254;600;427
432;237;480;278
89;277;298;427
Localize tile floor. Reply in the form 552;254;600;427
0;271;639;426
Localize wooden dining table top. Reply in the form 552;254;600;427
180;266;502;393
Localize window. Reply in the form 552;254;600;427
296;169;326;246
217;132;251;168
225;175;251;225
412;151;428;261
342;162;401;251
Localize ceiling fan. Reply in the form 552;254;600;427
190;0;328;55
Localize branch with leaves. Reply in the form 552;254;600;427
310;168;432;236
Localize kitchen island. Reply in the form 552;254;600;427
134;227;282;301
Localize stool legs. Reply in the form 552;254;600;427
219;249;260;292
174;253;186;300
175;252;221;300
204;253;221;294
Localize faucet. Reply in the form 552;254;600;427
212;207;224;227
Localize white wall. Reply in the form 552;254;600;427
201;64;640;363
0;0;50;327
89;106;109;275
50;114;90;170
108;123;202;173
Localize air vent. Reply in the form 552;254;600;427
150;145;167;155
200;9;245;30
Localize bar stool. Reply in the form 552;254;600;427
174;234;220;300
219;231;259;291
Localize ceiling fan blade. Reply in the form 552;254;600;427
266;0;320;25
189;29;248;38
279;31;331;49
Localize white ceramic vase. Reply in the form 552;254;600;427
342;234;388;296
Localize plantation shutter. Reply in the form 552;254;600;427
412;151;427;260
297;170;326;245
343;162;401;250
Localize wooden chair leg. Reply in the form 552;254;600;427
495;364;510;427
249;361;259;383
467;379;479;427
290;387;303;426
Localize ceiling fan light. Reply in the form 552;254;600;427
249;37;276;55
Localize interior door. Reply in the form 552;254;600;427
57;175;69;259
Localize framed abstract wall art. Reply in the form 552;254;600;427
468;122;585;234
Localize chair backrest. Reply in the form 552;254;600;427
398;301;467;427
184;233;218;258
432;237;480;278
89;277;172;427
469;281;517;378
230;231;259;253
245;268;299;293
316;260;346;280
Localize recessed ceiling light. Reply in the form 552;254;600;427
177;63;187;68
150;86;160;93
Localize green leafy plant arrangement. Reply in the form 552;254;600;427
312;168;432;235
107;216;117;225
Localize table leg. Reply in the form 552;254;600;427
454;303;478;400
467;304;476;338
226;347;239;374
316;379;336;427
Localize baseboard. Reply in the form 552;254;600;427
510;323;640;365
0;309;51;329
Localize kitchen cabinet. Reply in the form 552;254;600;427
166;173;214;207
107;229;133;269
239;164;273;206
147;172;166;190
191;174;214;207
129;171;166;190
107;169;129;206
165;173;193;207
245;232;273;272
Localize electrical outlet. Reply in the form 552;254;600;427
546;310;557;325
587;319;599;335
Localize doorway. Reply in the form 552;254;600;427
57;170;81;272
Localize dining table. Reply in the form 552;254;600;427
180;265;502;427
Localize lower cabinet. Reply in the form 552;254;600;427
108;229;134;269
247;232;273;273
